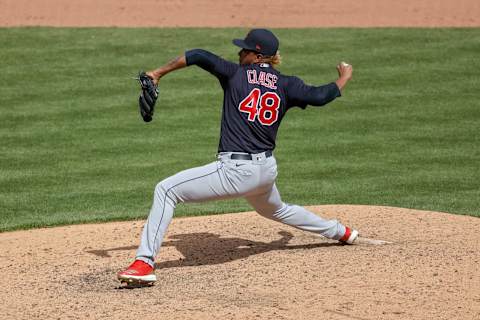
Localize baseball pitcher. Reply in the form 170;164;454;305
118;29;357;286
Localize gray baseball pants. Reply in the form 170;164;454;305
136;152;347;267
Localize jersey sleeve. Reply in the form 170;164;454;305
185;49;239;81
286;76;341;109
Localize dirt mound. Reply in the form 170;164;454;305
1;205;479;319
1;0;479;27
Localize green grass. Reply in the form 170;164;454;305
0;28;479;231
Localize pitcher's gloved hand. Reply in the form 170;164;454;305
137;71;159;122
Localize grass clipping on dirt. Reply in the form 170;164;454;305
0;28;479;231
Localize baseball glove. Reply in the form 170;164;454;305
137;71;159;122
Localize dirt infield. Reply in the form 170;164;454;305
1;0;479;27
2;1;480;319
1;205;479;320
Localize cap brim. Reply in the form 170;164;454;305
232;39;257;52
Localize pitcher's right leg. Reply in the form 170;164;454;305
245;183;356;242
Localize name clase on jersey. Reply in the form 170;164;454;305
246;70;278;90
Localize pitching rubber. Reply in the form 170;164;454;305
356;236;393;245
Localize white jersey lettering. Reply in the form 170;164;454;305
246;70;278;89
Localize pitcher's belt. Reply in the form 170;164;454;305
230;150;273;160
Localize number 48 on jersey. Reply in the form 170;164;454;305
238;88;281;126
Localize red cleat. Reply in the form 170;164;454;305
117;260;156;285
339;227;359;245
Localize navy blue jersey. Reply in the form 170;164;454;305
185;49;341;153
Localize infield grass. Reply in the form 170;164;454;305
0;28;479;231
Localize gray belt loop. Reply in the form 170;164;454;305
252;152;267;165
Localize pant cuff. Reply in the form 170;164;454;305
136;256;155;268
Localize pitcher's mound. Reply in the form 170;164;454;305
1;205;479;319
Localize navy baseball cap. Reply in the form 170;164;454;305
233;29;279;56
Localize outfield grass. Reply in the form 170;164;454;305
0;28;479;231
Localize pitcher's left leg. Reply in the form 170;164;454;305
246;183;354;241
135;160;234;267
119;160;234;285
